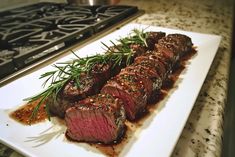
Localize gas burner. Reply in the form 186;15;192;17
0;3;138;80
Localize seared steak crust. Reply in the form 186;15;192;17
146;32;166;50
102;73;148;120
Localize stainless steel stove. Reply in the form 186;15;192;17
0;2;138;81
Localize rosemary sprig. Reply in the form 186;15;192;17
24;28;148;122
118;29;149;47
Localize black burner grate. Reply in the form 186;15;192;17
0;3;138;79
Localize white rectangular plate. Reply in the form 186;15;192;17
0;24;221;157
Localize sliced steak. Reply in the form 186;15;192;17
64;32;194;145
48;32;193;119
65;93;126;144
102;74;147;120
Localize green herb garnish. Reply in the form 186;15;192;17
118;29;148;47
24;28;148;122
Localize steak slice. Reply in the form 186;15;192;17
65;93;126;144
166;34;193;55
146;32;166;50
102;74;147;120
129;44;147;57
156;34;193;60
119;65;154;99
134;53;169;79
48;63;112;118
47;74;98;118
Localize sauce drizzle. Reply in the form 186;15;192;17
10;99;47;125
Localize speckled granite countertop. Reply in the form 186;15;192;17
0;0;233;156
